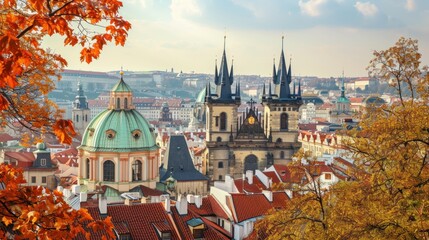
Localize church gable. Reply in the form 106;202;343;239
236;108;266;140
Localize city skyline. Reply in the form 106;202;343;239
43;0;429;78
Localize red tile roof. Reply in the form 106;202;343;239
188;197;214;216
263;171;281;184
84;203;180;240
0;133;15;142
136;185;165;197
271;192;290;209
208;195;229;220
229;194;273;223
4;152;35;168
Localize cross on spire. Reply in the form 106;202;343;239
247;98;256;109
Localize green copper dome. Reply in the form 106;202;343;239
80;109;157;152
80;75;157;152
195;88;206;103
337;96;350;103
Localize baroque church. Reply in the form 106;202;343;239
78;72;159;192
204;39;303;181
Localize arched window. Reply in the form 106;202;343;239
220;112;227;131
124;98;128;109
86;158;90;179
280;151;285;159
280;113;288;130
216;137;222;142
218;161;224;168
276;138;282;143
132;160;142;181
116;98;120;109
85;114;88;122
244;154;258;173
76;115;79;122
103;160;115;182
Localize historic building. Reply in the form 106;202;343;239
204;39;302;181
72;82;90;135
78;73;159;192
329;77;353;124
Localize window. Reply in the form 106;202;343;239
86;159;90;179
31;176;36;183
116;98;120;109
161;231;171;240
218;161;224;168
216;137;222;142
119;234;130;240
40;158;46;166
215;116;219;127
124;98;128;109
85;114;88;122
103;160;115;182
42;176;47;184
325;173;332;180
220;112;227;130
280;113;288;130
193;229;204;239
280;151;285;159
76;114;79;122
132;160;142;181
219;175;223;180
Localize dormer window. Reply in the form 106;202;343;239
131;129;141;139
106;129;116;139
41;158;46;166
88;128;95;137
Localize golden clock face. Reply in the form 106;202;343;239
248;116;255;125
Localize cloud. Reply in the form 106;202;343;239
170;0;202;20
354;1;378;17
405;0;415;11
299;0;328;17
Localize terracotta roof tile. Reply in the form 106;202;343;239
208;195;229;220
188;197;214;216
271;192;290;209
263;171;281;184
230;194;273;223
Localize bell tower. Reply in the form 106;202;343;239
205;37;241;180
72;82;90;135
261;37;302;162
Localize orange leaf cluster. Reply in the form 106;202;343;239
0;164;115;239
0;0;131;143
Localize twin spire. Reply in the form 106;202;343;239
207;36;301;104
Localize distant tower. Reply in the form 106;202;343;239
72;82;90;135
159;102;173;122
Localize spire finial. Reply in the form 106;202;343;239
120;66;124;79
224;35;226;51
282;35;284;50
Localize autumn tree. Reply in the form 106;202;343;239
253;37;429;239
0;164;115;239
0;0;131;144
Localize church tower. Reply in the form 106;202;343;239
205;37;241;180
72;82;90;135
261;37;302;159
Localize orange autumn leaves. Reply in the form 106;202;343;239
0;164;115;239
0;0;131;144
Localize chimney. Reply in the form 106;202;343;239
262;190;273;202
246;170;253;185
80;192;87;202
176;194;188;215
164;195;171;212
285;189;293;199
125;198;131;206
99;196;107;215
187;194;195;204
141;197;147;204
194;195;202;209
71;185;81;194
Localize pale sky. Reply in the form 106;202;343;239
45;0;429;78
